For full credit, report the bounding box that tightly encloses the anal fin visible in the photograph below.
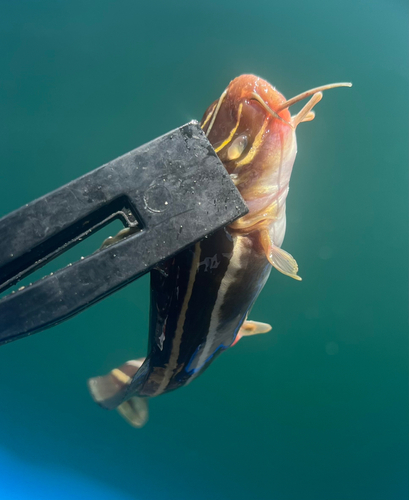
[117,396,149,428]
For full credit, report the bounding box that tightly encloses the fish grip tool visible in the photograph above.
[0,121,248,345]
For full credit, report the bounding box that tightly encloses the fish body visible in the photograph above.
[128,228,270,397]
[89,228,271,420]
[88,75,351,427]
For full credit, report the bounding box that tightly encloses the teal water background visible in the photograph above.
[0,1,408,499]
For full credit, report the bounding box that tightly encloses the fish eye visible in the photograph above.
[227,135,248,161]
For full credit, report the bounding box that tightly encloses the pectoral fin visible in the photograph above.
[100,227,139,250]
[260,230,301,281]
[231,320,272,347]
[239,320,272,336]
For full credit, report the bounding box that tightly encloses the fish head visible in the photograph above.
[201,75,351,235]
[202,75,296,233]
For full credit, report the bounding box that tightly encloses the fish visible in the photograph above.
[88,74,351,427]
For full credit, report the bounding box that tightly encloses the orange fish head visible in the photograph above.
[201,75,296,231]
[201,75,351,233]
[202,75,293,172]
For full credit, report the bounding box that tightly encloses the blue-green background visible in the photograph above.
[0,1,407,499]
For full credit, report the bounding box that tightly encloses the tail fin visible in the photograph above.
[87,358,145,411]
[117,396,149,428]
